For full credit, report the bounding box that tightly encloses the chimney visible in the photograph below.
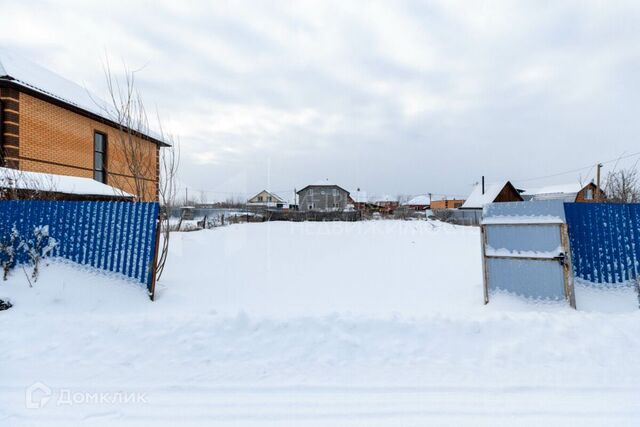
[482,176,485,195]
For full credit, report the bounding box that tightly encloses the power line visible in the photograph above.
[512,150,640,184]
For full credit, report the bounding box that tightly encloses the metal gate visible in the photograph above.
[481,200,575,307]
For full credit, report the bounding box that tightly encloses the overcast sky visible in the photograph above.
[2,0,640,201]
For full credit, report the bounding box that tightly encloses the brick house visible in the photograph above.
[0,50,168,201]
[430,199,465,209]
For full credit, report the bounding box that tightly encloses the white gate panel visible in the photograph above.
[481,201,575,307]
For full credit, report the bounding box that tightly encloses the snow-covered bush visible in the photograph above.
[0,225,57,283]
[0,226,20,280]
[20,226,57,282]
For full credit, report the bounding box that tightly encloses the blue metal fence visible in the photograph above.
[0,200,159,290]
[565,203,640,284]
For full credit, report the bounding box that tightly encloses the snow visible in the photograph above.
[522,183,584,196]
[372,194,396,203]
[0,49,167,144]
[350,191,371,203]
[482,215,565,224]
[0,167,133,198]
[404,195,431,206]
[1,221,640,425]
[521,183,586,201]
[461,181,511,209]
[0,49,105,115]
[485,245,563,258]
[482,200,566,224]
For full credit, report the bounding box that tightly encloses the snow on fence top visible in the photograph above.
[0,49,168,145]
[482,200,566,225]
[0,167,133,198]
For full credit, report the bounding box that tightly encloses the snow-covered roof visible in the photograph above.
[461,181,511,209]
[521,183,587,201]
[373,195,397,203]
[0,49,167,145]
[248,190,289,204]
[0,167,133,198]
[349,191,370,203]
[248,190,285,202]
[404,195,431,206]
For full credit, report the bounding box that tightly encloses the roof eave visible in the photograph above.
[0,78,171,147]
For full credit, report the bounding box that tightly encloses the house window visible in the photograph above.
[93,132,107,183]
[258,196,263,202]
[585,189,593,200]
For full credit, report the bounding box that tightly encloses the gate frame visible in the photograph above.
[481,222,576,309]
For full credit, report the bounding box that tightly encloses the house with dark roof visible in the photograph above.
[403,195,431,210]
[297,180,350,212]
[460,180,523,210]
[0,50,168,201]
[522,182,602,203]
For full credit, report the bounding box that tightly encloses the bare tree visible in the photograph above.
[156,132,180,281]
[604,165,640,203]
[97,57,180,284]
[199,190,208,205]
[99,58,156,201]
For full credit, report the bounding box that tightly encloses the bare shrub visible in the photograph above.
[603,166,640,203]
[432,209,454,222]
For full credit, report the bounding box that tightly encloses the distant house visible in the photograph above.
[297,180,350,212]
[247,190,287,209]
[403,195,431,210]
[373,195,399,214]
[460,181,523,210]
[522,182,602,203]
[348,191,380,213]
[430,198,465,209]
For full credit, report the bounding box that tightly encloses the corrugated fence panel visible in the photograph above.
[0,201,159,291]
[565,203,640,284]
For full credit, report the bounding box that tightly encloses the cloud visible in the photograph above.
[2,0,640,199]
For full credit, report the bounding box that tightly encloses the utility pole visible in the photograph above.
[596,163,603,201]
[185,188,188,205]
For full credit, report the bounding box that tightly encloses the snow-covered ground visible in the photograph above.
[1,220,640,426]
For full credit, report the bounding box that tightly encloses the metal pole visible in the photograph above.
[596,163,602,201]
[148,216,162,301]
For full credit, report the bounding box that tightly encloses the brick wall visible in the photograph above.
[430,199,465,209]
[15,92,159,201]
[0,87,20,168]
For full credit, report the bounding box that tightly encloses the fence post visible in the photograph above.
[148,215,162,301]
